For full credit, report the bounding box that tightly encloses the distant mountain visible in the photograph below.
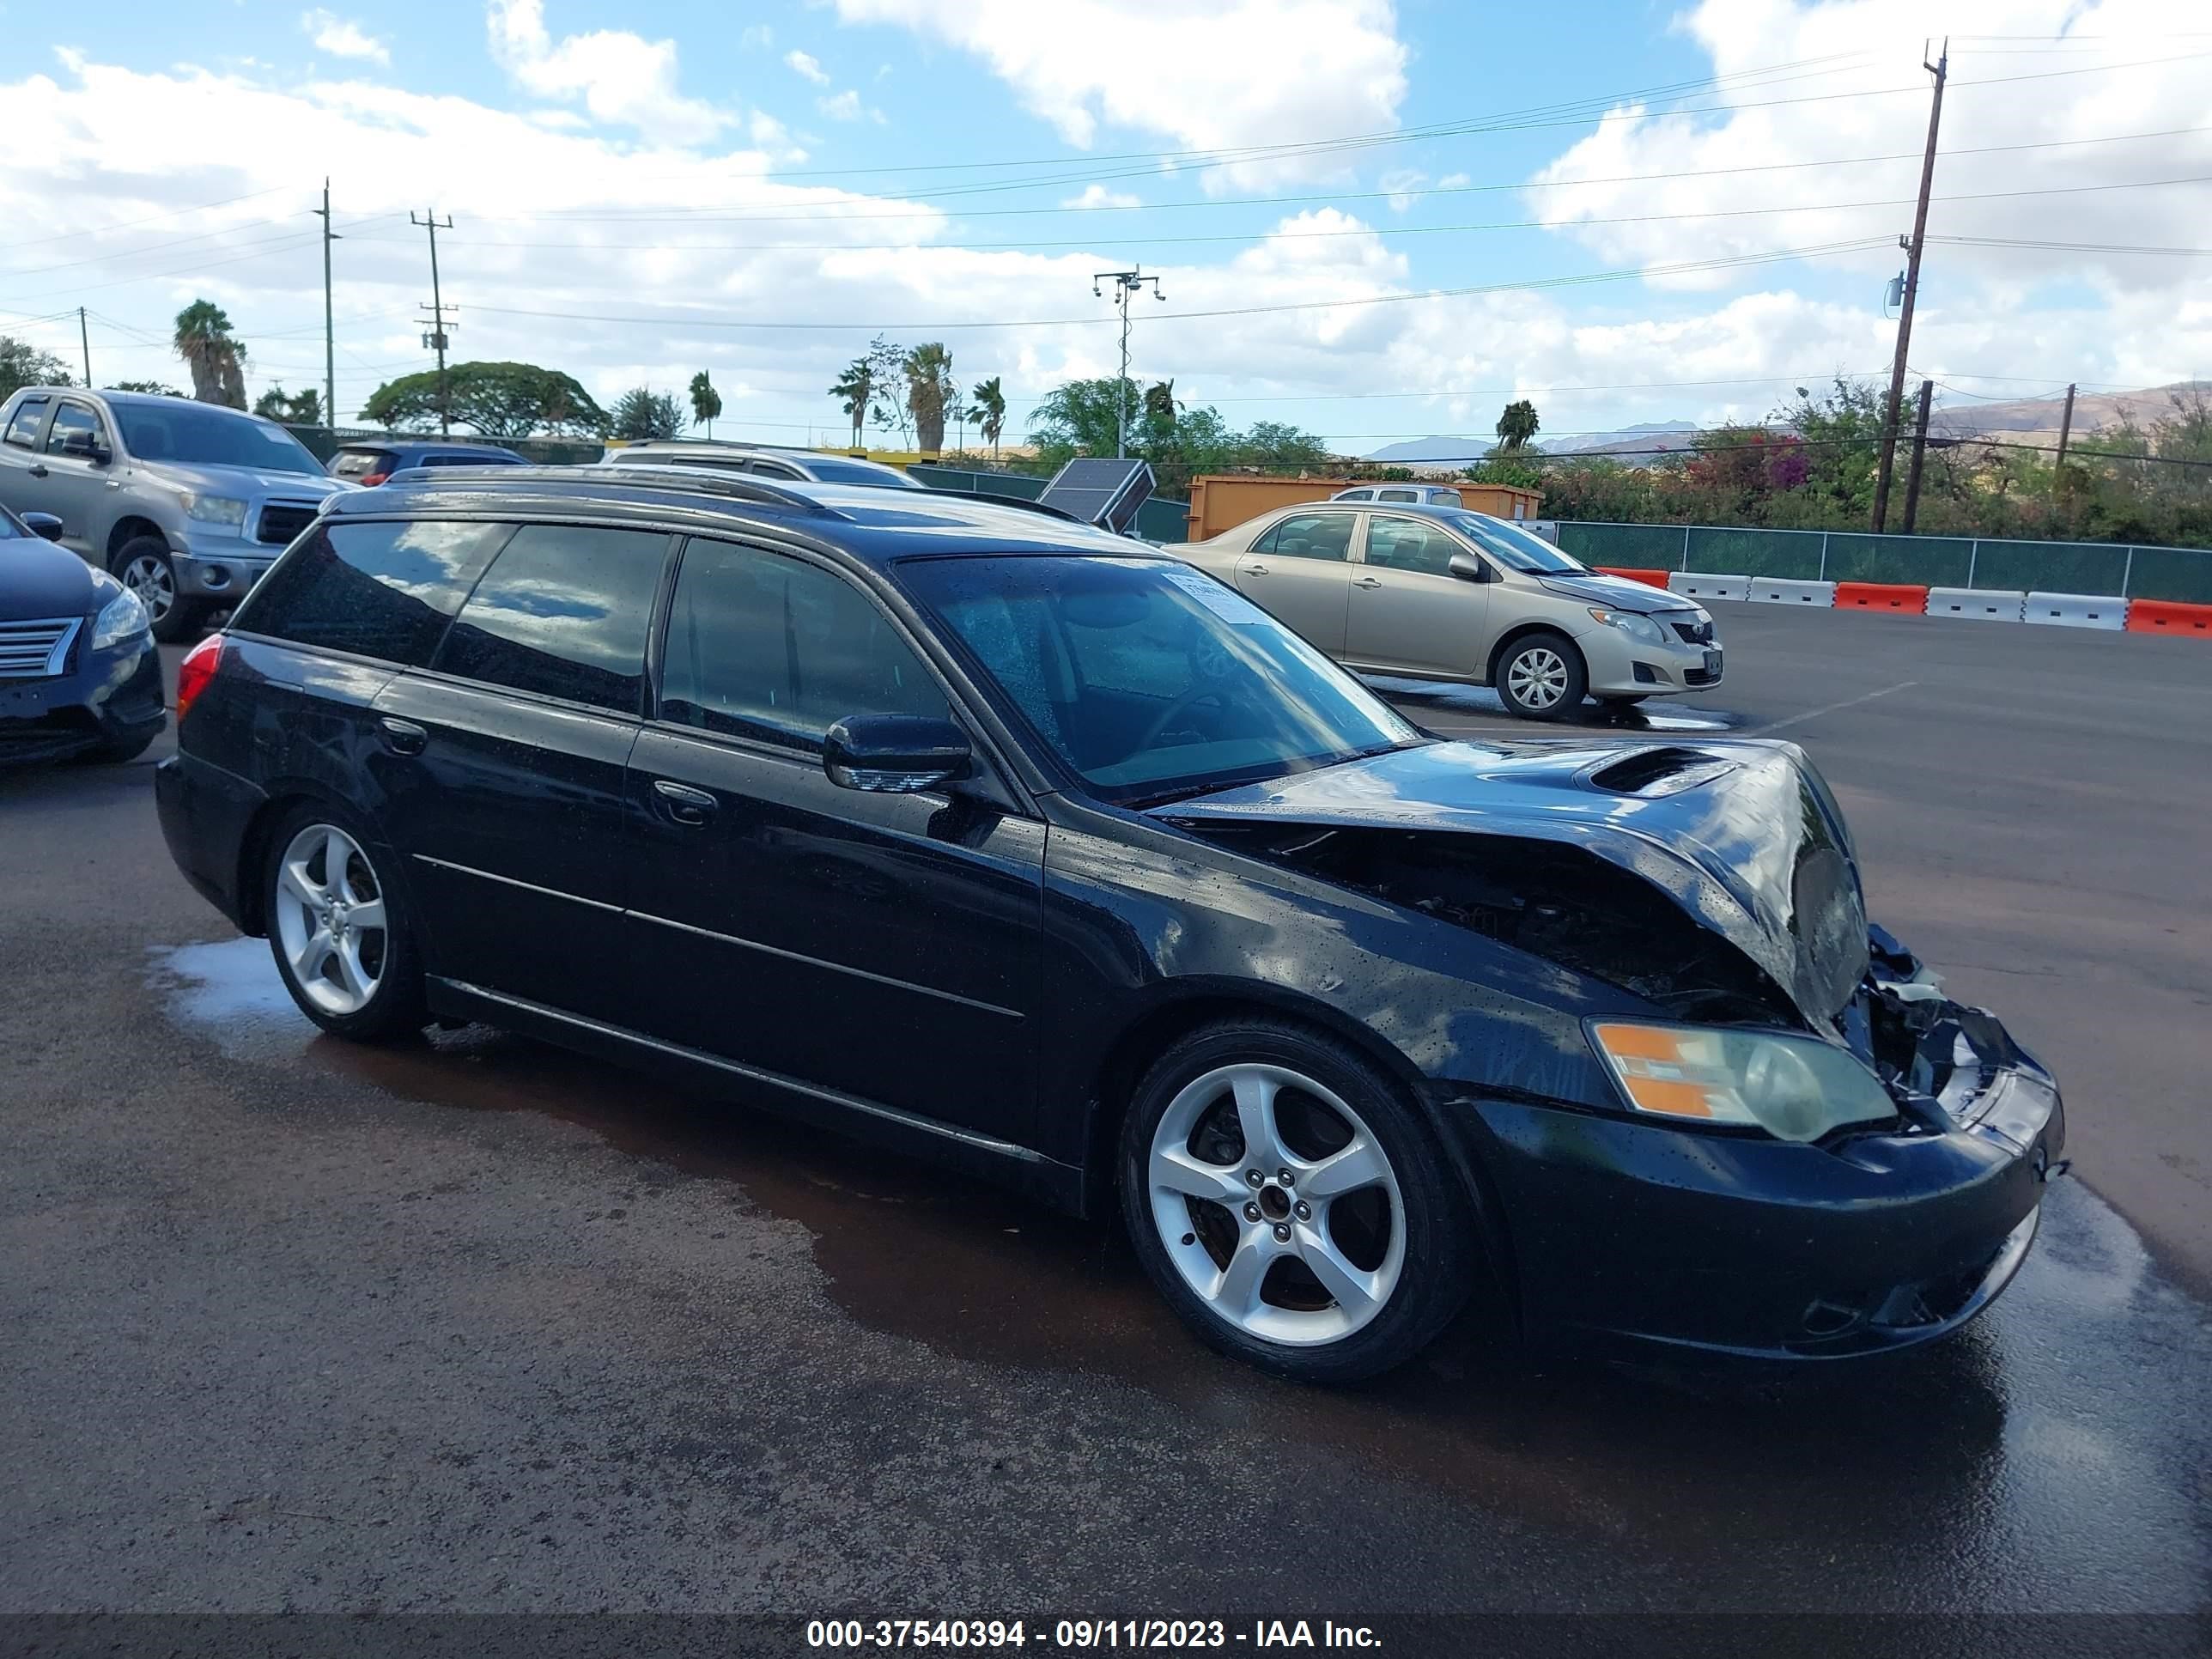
[1366,421,1699,466]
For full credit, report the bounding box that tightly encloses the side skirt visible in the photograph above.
[425,976,1087,1214]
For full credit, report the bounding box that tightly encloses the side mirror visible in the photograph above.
[823,714,971,794]
[1449,550,1490,582]
[54,430,109,464]
[21,512,64,541]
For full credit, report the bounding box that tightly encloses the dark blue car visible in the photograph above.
[329,441,526,487]
[1,504,164,764]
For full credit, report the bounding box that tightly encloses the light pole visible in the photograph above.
[1093,266,1164,459]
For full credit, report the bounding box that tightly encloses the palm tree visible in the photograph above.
[968,375,1006,461]
[830,356,874,448]
[173,300,247,410]
[688,370,722,438]
[1495,398,1540,451]
[904,343,954,453]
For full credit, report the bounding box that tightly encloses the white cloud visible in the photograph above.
[300,9,389,65]
[739,25,774,49]
[1060,185,1143,210]
[784,49,830,85]
[1525,0,2212,301]
[817,89,866,121]
[486,0,728,145]
[823,0,1407,188]
[1377,168,1423,212]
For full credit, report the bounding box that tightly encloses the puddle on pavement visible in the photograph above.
[1362,674,1746,733]
[149,937,2212,1572]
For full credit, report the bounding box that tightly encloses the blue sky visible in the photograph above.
[3,0,2206,452]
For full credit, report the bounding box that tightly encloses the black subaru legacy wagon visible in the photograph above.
[155,469,2066,1381]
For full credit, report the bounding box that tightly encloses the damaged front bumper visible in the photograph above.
[1454,925,2066,1362]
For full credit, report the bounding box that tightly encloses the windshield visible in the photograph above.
[114,404,323,474]
[1439,511,1583,574]
[806,457,921,488]
[901,555,1425,806]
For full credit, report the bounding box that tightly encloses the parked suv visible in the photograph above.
[330,441,526,486]
[602,440,922,489]
[0,389,349,641]
[154,468,2060,1382]
[1179,501,1720,719]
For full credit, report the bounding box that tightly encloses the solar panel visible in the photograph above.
[1038,458,1154,533]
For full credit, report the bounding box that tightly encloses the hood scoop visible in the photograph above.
[1590,745,1739,797]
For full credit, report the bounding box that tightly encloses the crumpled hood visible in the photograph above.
[1157,737,1869,1023]
[1,534,108,621]
[134,460,345,500]
[1536,571,1685,611]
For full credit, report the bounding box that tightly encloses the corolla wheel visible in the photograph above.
[1498,631,1586,720]
[271,822,391,1017]
[1148,1062,1407,1346]
[1506,647,1568,708]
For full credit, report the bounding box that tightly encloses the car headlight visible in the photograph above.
[1588,607,1668,646]
[183,494,248,527]
[1588,1021,1898,1143]
[90,586,149,649]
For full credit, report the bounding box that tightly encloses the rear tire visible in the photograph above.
[1494,631,1587,721]
[112,536,206,644]
[1118,1018,1478,1382]
[262,803,427,1042]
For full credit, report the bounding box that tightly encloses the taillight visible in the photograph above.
[173,633,225,725]
[361,471,389,486]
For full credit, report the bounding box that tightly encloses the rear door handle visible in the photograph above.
[378,716,427,756]
[1244,562,1271,575]
[652,778,717,826]
[1352,575,1383,588]
[27,464,47,478]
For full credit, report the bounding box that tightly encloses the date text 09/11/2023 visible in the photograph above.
[805,1619,1382,1650]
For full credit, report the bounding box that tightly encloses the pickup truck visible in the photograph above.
[0,388,348,641]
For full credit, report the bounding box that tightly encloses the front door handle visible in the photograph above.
[652,778,717,826]
[378,716,427,756]
[27,464,47,479]
[1352,575,1383,588]
[1244,562,1270,575]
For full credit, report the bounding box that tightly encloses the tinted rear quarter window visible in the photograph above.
[236,519,513,665]
[433,523,669,714]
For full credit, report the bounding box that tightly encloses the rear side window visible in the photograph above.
[3,398,48,450]
[330,448,393,481]
[434,524,668,714]
[659,538,949,749]
[1376,489,1416,503]
[1260,513,1353,562]
[238,519,512,665]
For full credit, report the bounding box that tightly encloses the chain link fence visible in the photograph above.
[1553,522,2212,603]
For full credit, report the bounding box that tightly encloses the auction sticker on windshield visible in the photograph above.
[1139,558,1273,626]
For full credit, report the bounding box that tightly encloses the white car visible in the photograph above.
[1177,501,1721,720]
[601,441,923,489]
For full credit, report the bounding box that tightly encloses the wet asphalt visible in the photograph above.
[1,607,2208,1626]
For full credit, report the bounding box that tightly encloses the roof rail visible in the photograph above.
[381,464,848,518]
[911,487,1082,523]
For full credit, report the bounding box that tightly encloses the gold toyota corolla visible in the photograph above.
[1176,502,1721,720]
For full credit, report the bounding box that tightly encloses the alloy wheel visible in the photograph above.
[120,554,175,623]
[1147,1062,1406,1346]
[1506,646,1569,710]
[272,823,389,1016]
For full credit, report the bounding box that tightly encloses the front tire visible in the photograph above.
[1119,1019,1477,1382]
[112,536,207,644]
[263,805,427,1042]
[1495,631,1587,720]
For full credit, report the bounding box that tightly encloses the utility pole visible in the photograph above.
[1092,265,1164,459]
[2054,382,2078,471]
[77,307,91,386]
[1871,40,1948,533]
[1900,379,1935,534]
[410,209,456,435]
[314,181,341,430]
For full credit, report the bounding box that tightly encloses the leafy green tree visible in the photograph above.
[253,386,323,426]
[173,300,247,409]
[1495,398,1540,451]
[1026,377,1331,498]
[0,337,72,400]
[107,380,185,397]
[611,386,684,441]
[903,343,955,453]
[688,371,722,438]
[830,356,874,447]
[363,362,606,438]
[967,375,1006,459]
[866,335,909,442]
